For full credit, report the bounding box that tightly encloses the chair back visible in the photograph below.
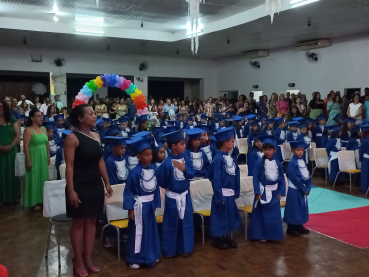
[189,179,213,212]
[59,164,66,180]
[341,147,347,151]
[308,142,316,160]
[238,138,248,154]
[48,156,57,181]
[105,184,128,222]
[43,180,67,217]
[20,141,24,152]
[314,148,329,167]
[281,142,292,161]
[338,151,357,171]
[355,149,361,169]
[155,187,166,217]
[239,164,248,177]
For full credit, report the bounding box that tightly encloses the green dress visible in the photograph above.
[327,102,343,125]
[0,117,18,203]
[23,127,49,207]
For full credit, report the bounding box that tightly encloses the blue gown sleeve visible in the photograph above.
[235,164,240,199]
[184,155,195,180]
[157,160,169,189]
[252,159,262,195]
[276,161,286,196]
[287,160,307,194]
[123,170,136,210]
[202,151,210,178]
[287,132,293,142]
[151,165,161,209]
[106,158,117,186]
[210,158,224,204]
[55,146,62,180]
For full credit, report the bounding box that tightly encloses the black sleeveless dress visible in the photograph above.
[66,131,104,219]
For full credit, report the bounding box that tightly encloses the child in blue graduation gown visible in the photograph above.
[247,121,259,150]
[242,114,256,138]
[231,116,244,138]
[119,116,131,138]
[249,136,286,241]
[325,125,342,183]
[359,125,369,192]
[102,126,122,161]
[105,137,129,186]
[312,114,327,148]
[55,130,72,180]
[151,141,166,170]
[284,141,312,236]
[341,118,355,148]
[43,122,58,157]
[98,118,111,139]
[184,128,210,179]
[247,136,264,176]
[184,118,194,129]
[156,130,195,257]
[160,112,170,128]
[272,117,286,163]
[197,113,208,126]
[260,119,274,135]
[286,121,299,142]
[210,127,242,249]
[123,137,161,269]
[347,125,361,151]
[175,114,185,130]
[296,123,311,164]
[53,114,65,139]
[199,126,217,163]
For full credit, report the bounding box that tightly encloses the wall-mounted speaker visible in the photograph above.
[288,83,295,87]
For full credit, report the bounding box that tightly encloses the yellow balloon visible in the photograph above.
[131,93,137,100]
[134,88,142,95]
[94,76,103,88]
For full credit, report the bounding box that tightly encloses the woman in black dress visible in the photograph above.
[64,104,113,277]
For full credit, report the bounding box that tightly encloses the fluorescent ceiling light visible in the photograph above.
[75,29,105,35]
[53,15,58,22]
[75,16,104,22]
[52,3,58,13]
[186,21,203,35]
[290,0,320,8]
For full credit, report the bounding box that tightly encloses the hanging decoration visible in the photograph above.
[186,0,205,55]
[96,0,99,9]
[265,0,282,24]
[72,74,148,117]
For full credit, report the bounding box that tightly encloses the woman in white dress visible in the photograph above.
[347,93,363,124]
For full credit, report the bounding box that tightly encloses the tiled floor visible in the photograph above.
[1,175,368,277]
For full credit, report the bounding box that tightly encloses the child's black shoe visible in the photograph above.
[286,225,300,237]
[298,225,310,234]
[224,236,238,248]
[214,237,228,250]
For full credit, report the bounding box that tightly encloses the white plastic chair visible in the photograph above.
[239,164,248,178]
[281,142,292,165]
[48,156,57,181]
[333,151,361,191]
[308,142,316,171]
[189,179,213,245]
[355,149,361,169]
[311,148,329,184]
[43,180,72,268]
[238,138,248,164]
[100,184,128,261]
[341,147,347,151]
[59,164,66,180]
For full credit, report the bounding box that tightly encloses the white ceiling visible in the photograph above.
[0,0,368,59]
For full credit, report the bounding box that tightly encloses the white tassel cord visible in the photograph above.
[265,0,282,24]
[186,0,205,54]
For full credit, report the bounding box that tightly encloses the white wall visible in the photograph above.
[0,45,217,100]
[216,34,369,99]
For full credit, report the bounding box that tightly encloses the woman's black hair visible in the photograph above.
[26,109,42,127]
[47,104,59,115]
[341,123,350,138]
[69,104,90,128]
[330,130,340,138]
[0,100,12,123]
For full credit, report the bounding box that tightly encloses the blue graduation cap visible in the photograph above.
[200,125,211,134]
[186,118,193,123]
[304,118,313,125]
[210,135,216,141]
[361,124,369,132]
[103,136,131,147]
[260,135,276,148]
[132,131,152,139]
[102,118,111,123]
[184,128,204,140]
[287,121,298,127]
[232,115,243,122]
[105,126,122,137]
[200,113,208,119]
[62,121,72,129]
[297,123,308,129]
[265,119,274,125]
[43,115,51,121]
[127,137,153,156]
[42,122,56,130]
[60,130,72,139]
[316,114,326,122]
[166,125,180,133]
[54,114,65,121]
[166,121,175,126]
[95,117,103,125]
[342,118,356,123]
[214,126,235,142]
[226,111,234,116]
[111,119,120,125]
[162,130,184,144]
[250,121,259,127]
[152,141,164,153]
[163,111,169,116]
[292,117,304,122]
[274,117,284,125]
[213,112,221,118]
[351,125,360,133]
[155,130,166,142]
[136,115,149,124]
[326,125,341,132]
[245,114,257,120]
[119,115,130,123]
[333,114,342,122]
[219,116,226,123]
[176,113,184,119]
[151,127,164,135]
[290,141,306,149]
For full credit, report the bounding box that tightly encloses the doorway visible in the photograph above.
[345,88,361,100]
[220,90,239,101]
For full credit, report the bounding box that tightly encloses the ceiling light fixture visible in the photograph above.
[265,0,282,24]
[75,29,105,35]
[186,0,205,55]
[75,16,104,22]
[53,15,58,22]
[141,21,143,28]
[290,0,320,8]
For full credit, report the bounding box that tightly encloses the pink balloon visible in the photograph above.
[137,107,149,116]
[120,79,131,91]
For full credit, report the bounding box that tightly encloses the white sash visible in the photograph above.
[288,180,307,206]
[254,183,278,208]
[222,188,235,197]
[134,194,155,253]
[316,133,323,137]
[165,189,188,220]
[363,153,369,159]
[328,151,338,174]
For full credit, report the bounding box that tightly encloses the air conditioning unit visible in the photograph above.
[295,39,331,51]
[241,50,269,59]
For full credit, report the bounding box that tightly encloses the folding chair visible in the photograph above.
[308,142,316,171]
[43,180,72,268]
[333,151,361,191]
[59,164,66,180]
[239,164,248,178]
[354,149,361,170]
[48,156,57,181]
[189,179,214,245]
[238,138,248,164]
[341,147,347,151]
[281,142,292,165]
[236,176,254,240]
[311,148,329,184]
